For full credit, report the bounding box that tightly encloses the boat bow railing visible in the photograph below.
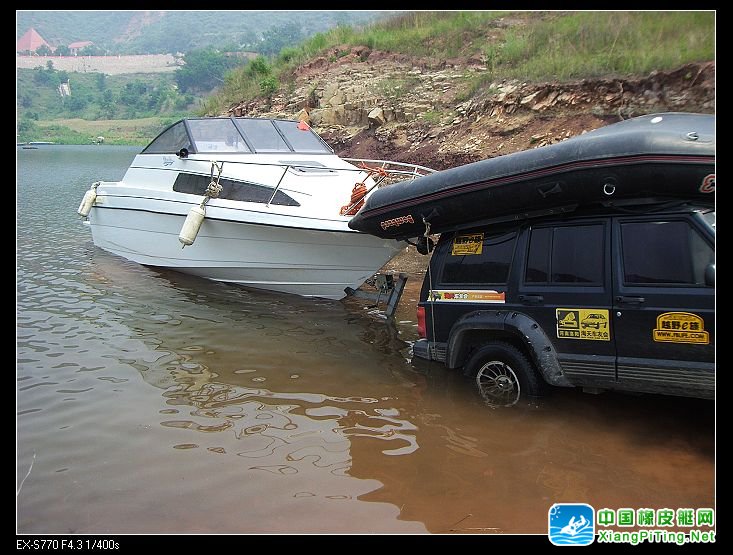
[337,159,436,215]
[342,158,437,181]
[181,156,436,180]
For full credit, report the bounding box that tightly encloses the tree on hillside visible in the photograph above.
[17,117,39,142]
[33,63,61,88]
[238,29,259,51]
[98,89,116,119]
[80,44,105,56]
[175,48,237,93]
[55,45,71,57]
[35,44,52,56]
[67,93,90,112]
[259,22,304,56]
[119,81,149,106]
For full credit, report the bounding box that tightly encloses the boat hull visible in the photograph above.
[77,116,433,300]
[348,112,715,239]
[87,203,404,300]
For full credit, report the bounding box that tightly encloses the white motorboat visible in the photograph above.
[78,117,434,299]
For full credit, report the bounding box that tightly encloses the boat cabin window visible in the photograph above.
[234,119,291,153]
[273,121,332,153]
[187,119,251,153]
[142,122,193,154]
[173,173,300,206]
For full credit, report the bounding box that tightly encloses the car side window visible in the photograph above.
[440,230,517,284]
[525,224,604,285]
[620,220,713,285]
[525,227,551,282]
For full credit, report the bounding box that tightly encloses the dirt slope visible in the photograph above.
[227,46,714,170]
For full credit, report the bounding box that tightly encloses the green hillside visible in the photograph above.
[18,66,193,120]
[16,64,195,144]
[204,10,714,114]
[16,11,389,55]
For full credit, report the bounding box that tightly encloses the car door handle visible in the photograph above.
[519,294,544,304]
[616,296,646,304]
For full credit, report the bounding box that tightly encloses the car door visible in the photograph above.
[611,212,715,398]
[514,218,616,387]
[426,227,520,344]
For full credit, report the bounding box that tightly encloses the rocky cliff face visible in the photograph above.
[227,46,715,170]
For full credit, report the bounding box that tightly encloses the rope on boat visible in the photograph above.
[422,217,431,239]
[340,183,368,216]
[339,163,391,216]
[200,161,224,209]
[424,217,438,361]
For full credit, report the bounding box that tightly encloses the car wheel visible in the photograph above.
[464,342,545,407]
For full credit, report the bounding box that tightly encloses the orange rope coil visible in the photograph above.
[340,182,368,216]
[340,164,390,216]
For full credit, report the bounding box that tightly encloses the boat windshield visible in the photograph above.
[141,121,193,154]
[234,118,289,152]
[273,120,333,153]
[142,118,333,155]
[187,119,251,153]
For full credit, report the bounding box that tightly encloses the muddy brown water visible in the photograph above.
[17,146,714,534]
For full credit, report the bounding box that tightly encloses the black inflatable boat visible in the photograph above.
[348,112,715,240]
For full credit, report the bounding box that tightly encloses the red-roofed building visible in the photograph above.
[68,41,94,55]
[16,28,51,53]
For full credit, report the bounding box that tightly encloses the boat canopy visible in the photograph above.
[141,117,334,155]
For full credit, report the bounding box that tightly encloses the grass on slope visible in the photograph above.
[202,10,714,115]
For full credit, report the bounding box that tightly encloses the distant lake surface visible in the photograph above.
[17,145,714,534]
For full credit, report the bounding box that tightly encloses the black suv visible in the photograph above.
[413,205,715,406]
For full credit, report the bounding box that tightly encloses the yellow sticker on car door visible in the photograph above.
[556,308,611,341]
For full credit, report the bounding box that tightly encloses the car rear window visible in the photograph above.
[440,230,517,284]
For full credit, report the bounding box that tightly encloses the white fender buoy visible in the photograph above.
[77,188,97,217]
[179,205,206,247]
